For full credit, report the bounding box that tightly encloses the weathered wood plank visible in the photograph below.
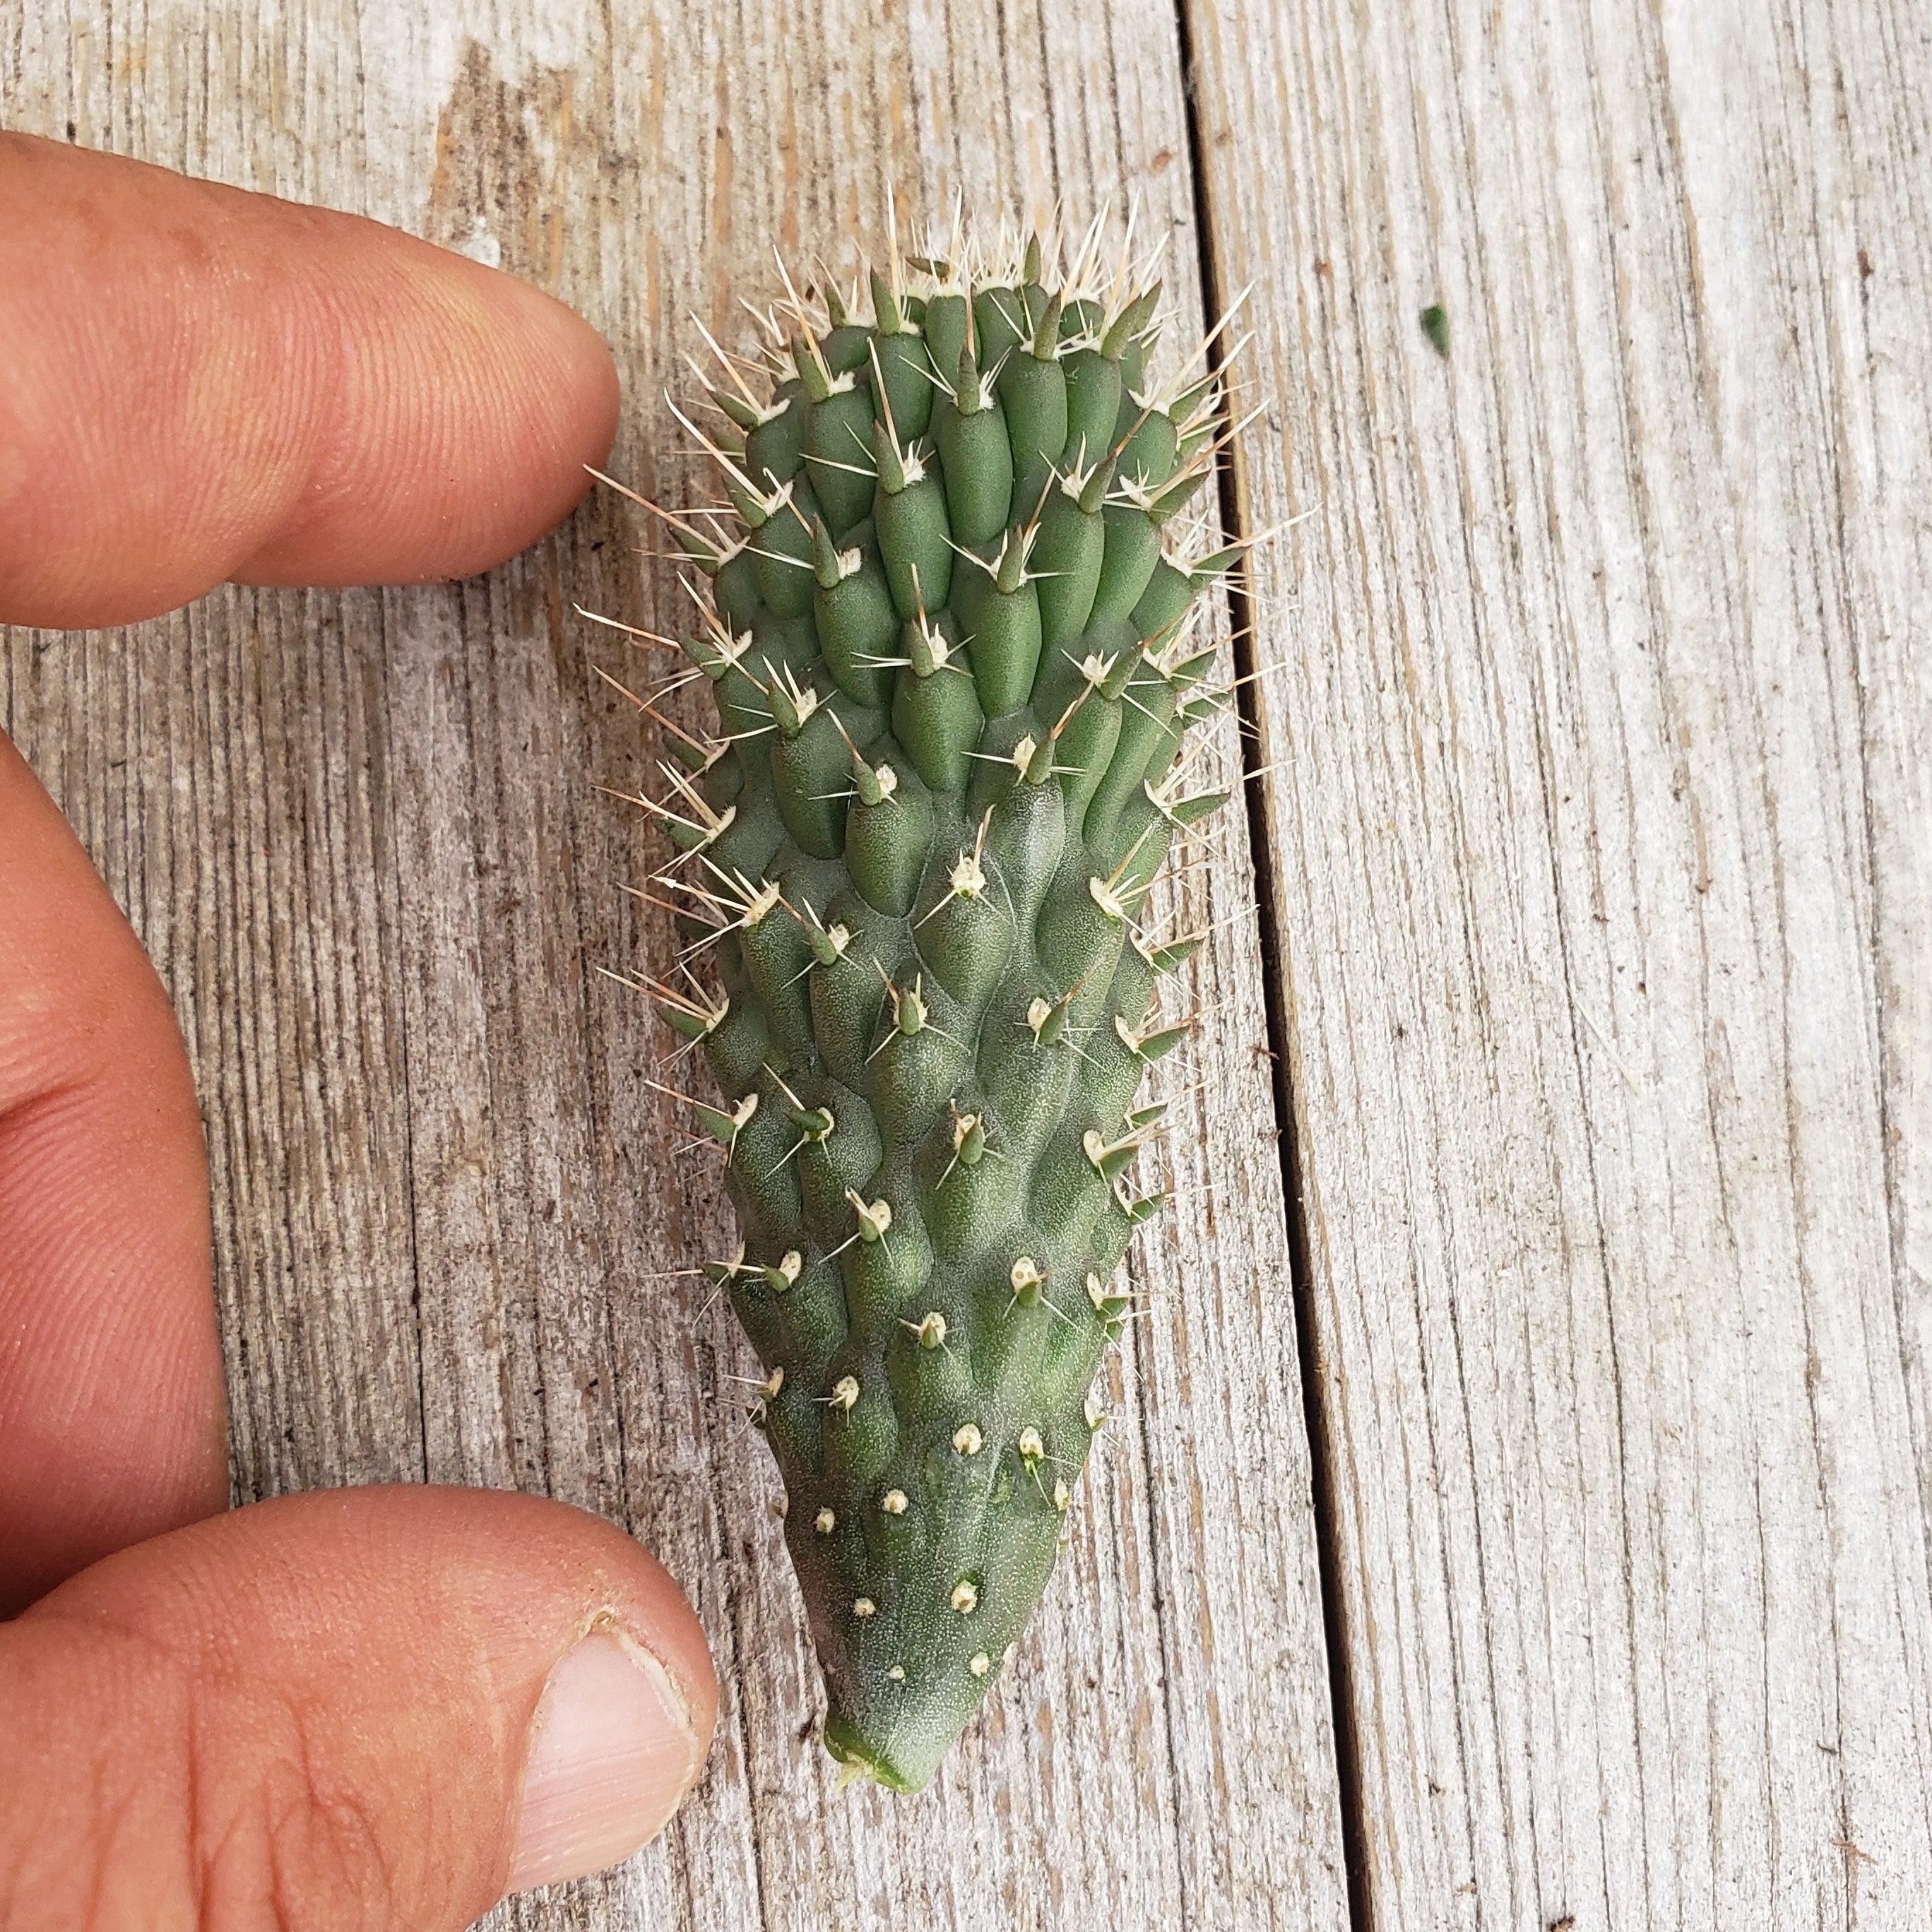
[0,4,1349,1928]
[1186,0,1932,1920]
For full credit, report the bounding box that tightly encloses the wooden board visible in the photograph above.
[13,0,1931,1921]
[0,4,1349,1928]
[1184,0,1932,1922]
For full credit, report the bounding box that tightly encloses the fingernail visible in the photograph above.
[506,1627,704,1895]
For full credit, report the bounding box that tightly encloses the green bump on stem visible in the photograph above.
[932,350,1014,549]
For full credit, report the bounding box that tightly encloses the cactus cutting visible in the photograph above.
[602,206,1245,1794]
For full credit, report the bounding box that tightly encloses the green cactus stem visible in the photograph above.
[608,206,1239,1794]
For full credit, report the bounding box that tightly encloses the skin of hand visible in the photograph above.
[0,133,718,1928]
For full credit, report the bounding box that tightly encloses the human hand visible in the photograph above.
[0,133,716,1927]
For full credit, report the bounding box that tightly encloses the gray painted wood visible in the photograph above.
[1186,0,1932,1923]
[0,4,1347,1928]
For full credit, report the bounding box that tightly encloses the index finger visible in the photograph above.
[0,134,620,628]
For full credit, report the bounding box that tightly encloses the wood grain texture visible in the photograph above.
[1185,0,1932,1924]
[0,4,1346,1929]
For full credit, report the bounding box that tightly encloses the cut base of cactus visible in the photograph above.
[823,1709,951,1794]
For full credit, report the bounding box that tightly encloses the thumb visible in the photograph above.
[0,1486,717,1929]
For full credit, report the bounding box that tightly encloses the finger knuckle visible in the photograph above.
[4,1621,479,1932]
[177,1677,420,1932]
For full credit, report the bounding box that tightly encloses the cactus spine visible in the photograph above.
[610,206,1239,1793]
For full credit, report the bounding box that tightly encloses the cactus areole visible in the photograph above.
[617,212,1236,1792]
